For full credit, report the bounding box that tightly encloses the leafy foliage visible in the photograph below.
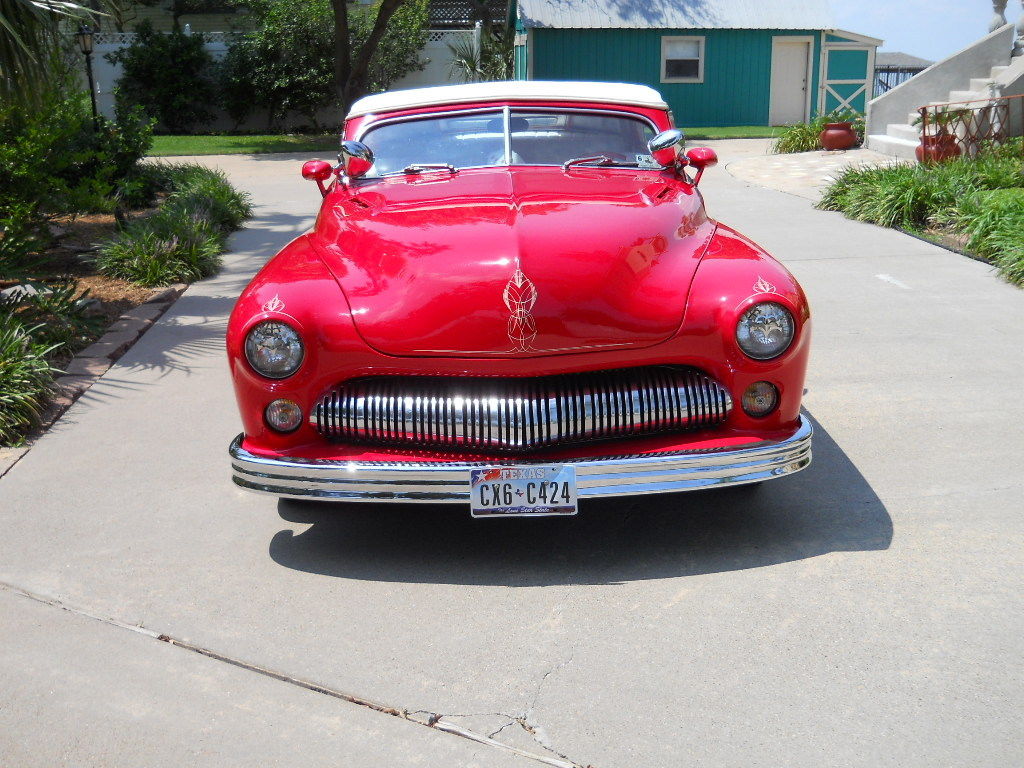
[220,0,335,129]
[97,163,252,286]
[772,110,864,154]
[221,0,426,129]
[447,28,513,82]
[0,0,94,104]
[0,74,155,222]
[0,313,57,445]
[107,20,217,133]
[0,281,104,353]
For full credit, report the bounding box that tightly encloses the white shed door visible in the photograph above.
[769,39,811,126]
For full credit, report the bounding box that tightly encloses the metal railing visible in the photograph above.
[916,93,1024,159]
[874,66,928,97]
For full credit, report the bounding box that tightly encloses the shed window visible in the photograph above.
[661,36,704,83]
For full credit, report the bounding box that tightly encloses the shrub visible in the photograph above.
[0,76,155,222]
[107,21,217,133]
[948,188,1024,286]
[819,148,1024,230]
[0,207,44,280]
[0,315,57,445]
[221,0,427,129]
[97,225,223,286]
[819,144,1024,285]
[97,163,252,286]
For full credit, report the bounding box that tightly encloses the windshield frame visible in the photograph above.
[353,105,662,178]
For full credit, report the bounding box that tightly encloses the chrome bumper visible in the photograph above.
[229,417,811,503]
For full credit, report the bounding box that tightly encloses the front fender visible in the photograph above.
[680,224,811,431]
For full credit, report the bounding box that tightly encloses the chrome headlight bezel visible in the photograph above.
[735,301,795,361]
[244,320,304,379]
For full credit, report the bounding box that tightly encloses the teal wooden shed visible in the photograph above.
[512,0,882,127]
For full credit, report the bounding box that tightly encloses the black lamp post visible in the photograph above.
[75,24,98,127]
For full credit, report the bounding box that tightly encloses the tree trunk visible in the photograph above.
[330,0,352,109]
[335,0,406,111]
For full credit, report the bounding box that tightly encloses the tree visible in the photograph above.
[222,0,426,127]
[330,0,416,110]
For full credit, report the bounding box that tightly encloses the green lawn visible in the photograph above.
[683,126,776,139]
[149,134,338,156]
[149,126,776,156]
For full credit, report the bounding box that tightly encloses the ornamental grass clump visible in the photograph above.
[0,315,57,444]
[97,163,252,286]
[818,142,1024,286]
[944,188,1024,286]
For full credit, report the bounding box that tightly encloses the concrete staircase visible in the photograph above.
[865,24,1022,159]
[867,65,1009,159]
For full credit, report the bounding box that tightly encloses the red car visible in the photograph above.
[227,81,811,517]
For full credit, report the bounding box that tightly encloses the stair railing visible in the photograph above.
[915,93,1024,160]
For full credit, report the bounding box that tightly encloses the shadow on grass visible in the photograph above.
[268,413,892,586]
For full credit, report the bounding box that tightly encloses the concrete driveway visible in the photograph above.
[1,143,1021,767]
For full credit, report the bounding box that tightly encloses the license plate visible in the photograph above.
[469,465,578,518]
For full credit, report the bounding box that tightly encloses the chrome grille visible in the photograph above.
[312,367,732,453]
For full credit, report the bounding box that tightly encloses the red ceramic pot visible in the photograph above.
[916,134,961,164]
[819,122,858,151]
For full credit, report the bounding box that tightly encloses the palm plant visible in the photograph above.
[448,27,513,82]
[0,0,96,103]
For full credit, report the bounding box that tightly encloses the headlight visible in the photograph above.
[245,321,304,378]
[735,302,794,360]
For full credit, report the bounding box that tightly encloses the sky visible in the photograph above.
[832,0,1023,62]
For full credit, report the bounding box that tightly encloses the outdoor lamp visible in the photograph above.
[75,25,99,126]
[75,24,94,55]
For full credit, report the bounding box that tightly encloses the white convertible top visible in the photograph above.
[347,81,668,118]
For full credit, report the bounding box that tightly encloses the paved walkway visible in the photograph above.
[711,138,899,201]
[1,150,1021,768]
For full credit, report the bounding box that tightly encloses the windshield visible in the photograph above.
[358,108,659,176]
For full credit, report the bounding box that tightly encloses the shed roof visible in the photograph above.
[518,0,835,29]
[348,81,668,118]
[875,51,933,69]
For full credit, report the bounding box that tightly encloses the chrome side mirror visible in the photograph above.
[647,129,686,168]
[340,140,374,179]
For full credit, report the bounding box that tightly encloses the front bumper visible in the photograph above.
[229,416,811,503]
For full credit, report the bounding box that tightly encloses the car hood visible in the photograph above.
[310,166,716,357]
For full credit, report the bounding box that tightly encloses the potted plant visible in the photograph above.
[913,108,969,163]
[818,110,861,151]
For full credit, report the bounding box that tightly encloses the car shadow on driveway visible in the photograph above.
[268,413,892,586]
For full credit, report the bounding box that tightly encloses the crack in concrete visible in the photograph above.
[1,581,589,768]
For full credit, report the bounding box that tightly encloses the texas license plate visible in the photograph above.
[469,465,578,518]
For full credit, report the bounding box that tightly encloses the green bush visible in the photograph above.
[107,21,217,133]
[97,224,223,286]
[0,314,57,445]
[221,0,427,129]
[97,163,252,286]
[819,149,1024,230]
[0,208,44,280]
[0,78,155,222]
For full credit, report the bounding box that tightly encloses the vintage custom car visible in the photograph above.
[227,81,812,516]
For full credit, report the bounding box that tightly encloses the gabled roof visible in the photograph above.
[518,0,835,30]
[875,51,933,69]
[348,81,668,118]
